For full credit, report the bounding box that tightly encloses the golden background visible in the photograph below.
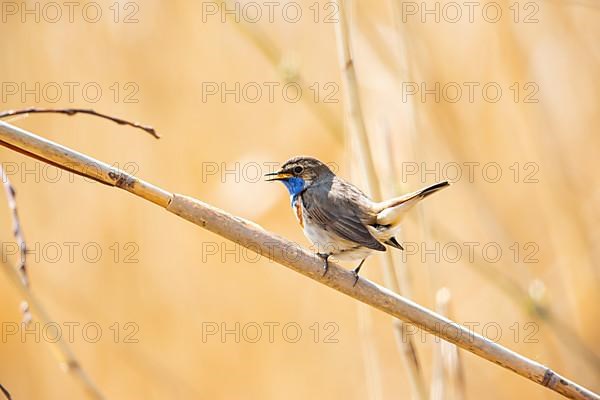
[0,0,598,399]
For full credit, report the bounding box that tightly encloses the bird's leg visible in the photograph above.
[317,253,330,276]
[352,259,366,287]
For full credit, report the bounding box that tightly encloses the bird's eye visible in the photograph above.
[293,166,304,175]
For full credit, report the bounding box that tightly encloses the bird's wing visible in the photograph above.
[301,180,386,252]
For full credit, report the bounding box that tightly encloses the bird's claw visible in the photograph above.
[317,253,330,277]
[351,259,365,287]
[351,271,359,287]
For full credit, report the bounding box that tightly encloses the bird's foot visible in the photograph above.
[317,253,330,277]
[352,259,366,287]
[351,271,360,287]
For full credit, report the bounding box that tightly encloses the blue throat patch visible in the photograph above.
[281,177,305,205]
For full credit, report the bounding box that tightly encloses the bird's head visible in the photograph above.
[265,156,334,197]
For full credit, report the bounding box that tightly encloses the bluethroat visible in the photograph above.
[266,156,450,286]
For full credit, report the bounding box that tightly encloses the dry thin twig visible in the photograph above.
[0,384,11,400]
[0,166,32,324]
[0,167,29,287]
[0,108,159,139]
[0,122,597,400]
[333,1,427,398]
[0,166,105,400]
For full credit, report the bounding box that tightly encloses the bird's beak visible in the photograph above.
[264,170,291,181]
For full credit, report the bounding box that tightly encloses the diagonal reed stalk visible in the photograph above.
[333,1,427,399]
[1,122,598,400]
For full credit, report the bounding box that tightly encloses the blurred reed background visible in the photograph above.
[0,0,598,399]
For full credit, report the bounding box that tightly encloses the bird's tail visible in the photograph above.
[375,181,450,226]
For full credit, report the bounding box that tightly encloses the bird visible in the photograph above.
[265,156,450,286]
